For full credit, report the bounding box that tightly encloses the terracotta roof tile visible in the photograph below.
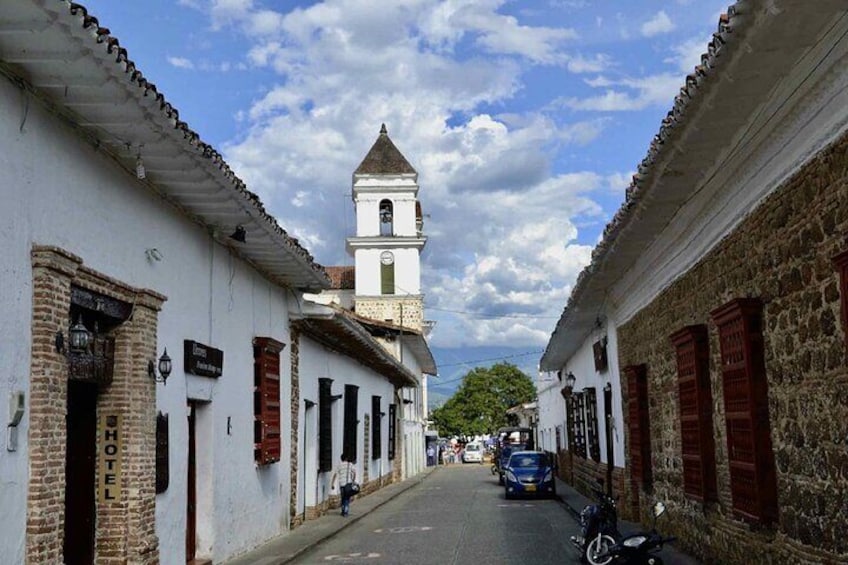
[324,266,355,289]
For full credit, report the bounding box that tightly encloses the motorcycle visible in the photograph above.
[569,479,620,564]
[588,501,676,565]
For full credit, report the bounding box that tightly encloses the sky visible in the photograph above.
[79,0,729,396]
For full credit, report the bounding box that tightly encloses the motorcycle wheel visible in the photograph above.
[585,534,616,565]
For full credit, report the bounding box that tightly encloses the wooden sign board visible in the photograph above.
[98,413,123,503]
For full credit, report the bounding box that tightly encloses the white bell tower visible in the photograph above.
[346,124,427,330]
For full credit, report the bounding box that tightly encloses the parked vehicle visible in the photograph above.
[502,451,556,499]
[588,501,675,565]
[462,442,483,463]
[494,427,534,484]
[569,479,620,564]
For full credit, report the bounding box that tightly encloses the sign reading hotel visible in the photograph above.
[98,414,122,503]
[184,340,224,378]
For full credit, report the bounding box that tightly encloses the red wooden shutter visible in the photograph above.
[624,364,651,488]
[711,298,778,524]
[670,325,717,502]
[253,337,284,465]
[833,250,848,348]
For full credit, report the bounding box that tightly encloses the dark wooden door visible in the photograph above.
[186,402,197,562]
[64,381,98,565]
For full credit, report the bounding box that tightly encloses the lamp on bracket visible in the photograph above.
[229,225,246,243]
[148,348,172,385]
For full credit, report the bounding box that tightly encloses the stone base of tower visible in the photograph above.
[354,295,423,331]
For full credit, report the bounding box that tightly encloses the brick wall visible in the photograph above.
[28,246,165,564]
[616,132,848,562]
[289,328,300,525]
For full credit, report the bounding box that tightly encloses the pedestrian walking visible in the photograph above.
[427,445,436,466]
[331,453,357,517]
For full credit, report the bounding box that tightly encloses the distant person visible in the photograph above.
[331,453,357,517]
[427,445,436,466]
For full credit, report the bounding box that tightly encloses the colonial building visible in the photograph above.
[0,2,432,564]
[540,1,848,562]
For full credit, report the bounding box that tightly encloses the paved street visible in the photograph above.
[292,464,579,564]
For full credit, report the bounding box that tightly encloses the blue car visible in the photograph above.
[503,451,557,499]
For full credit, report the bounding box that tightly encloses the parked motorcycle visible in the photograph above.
[569,479,620,564]
[587,501,676,565]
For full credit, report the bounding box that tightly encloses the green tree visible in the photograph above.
[430,362,536,438]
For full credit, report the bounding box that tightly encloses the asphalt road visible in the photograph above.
[292,464,583,564]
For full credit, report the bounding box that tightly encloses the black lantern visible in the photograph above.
[68,316,91,352]
[148,348,172,385]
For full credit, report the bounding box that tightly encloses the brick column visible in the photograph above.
[27,246,82,564]
[96,288,164,564]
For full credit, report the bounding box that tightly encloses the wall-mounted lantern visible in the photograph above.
[148,348,172,385]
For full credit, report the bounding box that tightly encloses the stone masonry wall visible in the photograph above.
[616,132,848,563]
[289,328,301,528]
[354,296,423,331]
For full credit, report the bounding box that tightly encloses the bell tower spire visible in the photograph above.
[346,125,426,330]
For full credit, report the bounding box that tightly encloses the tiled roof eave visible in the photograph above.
[0,1,330,292]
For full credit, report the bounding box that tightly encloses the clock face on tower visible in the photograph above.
[380,251,395,265]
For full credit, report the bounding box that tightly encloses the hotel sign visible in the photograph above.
[98,414,122,503]
[183,340,224,378]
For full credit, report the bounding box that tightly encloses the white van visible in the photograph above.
[462,442,483,463]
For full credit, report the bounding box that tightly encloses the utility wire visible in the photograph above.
[437,350,544,368]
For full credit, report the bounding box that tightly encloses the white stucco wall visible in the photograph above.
[536,324,625,468]
[354,247,421,296]
[0,76,297,564]
[296,337,396,513]
[353,175,419,237]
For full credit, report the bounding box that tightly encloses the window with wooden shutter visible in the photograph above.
[711,298,778,524]
[343,384,359,461]
[156,412,169,494]
[388,404,397,460]
[253,337,284,465]
[670,325,717,502]
[833,250,848,347]
[624,364,652,488]
[585,387,601,462]
[318,378,334,472]
[381,263,395,295]
[572,392,587,459]
[372,396,382,460]
[593,338,608,372]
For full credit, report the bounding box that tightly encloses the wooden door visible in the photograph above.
[186,402,197,562]
[64,381,98,565]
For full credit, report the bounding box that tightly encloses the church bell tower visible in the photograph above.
[346,124,427,330]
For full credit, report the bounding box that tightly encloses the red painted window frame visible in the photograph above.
[833,250,848,347]
[711,298,778,524]
[624,364,652,489]
[670,325,717,502]
[254,337,284,465]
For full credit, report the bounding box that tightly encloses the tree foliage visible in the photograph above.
[430,362,536,438]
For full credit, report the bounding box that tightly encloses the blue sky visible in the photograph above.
[80,0,728,389]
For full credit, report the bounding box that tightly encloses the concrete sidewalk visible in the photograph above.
[554,476,701,564]
[221,467,438,565]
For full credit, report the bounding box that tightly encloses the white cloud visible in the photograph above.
[560,73,682,111]
[178,0,634,348]
[666,37,709,73]
[641,10,675,37]
[167,56,194,69]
